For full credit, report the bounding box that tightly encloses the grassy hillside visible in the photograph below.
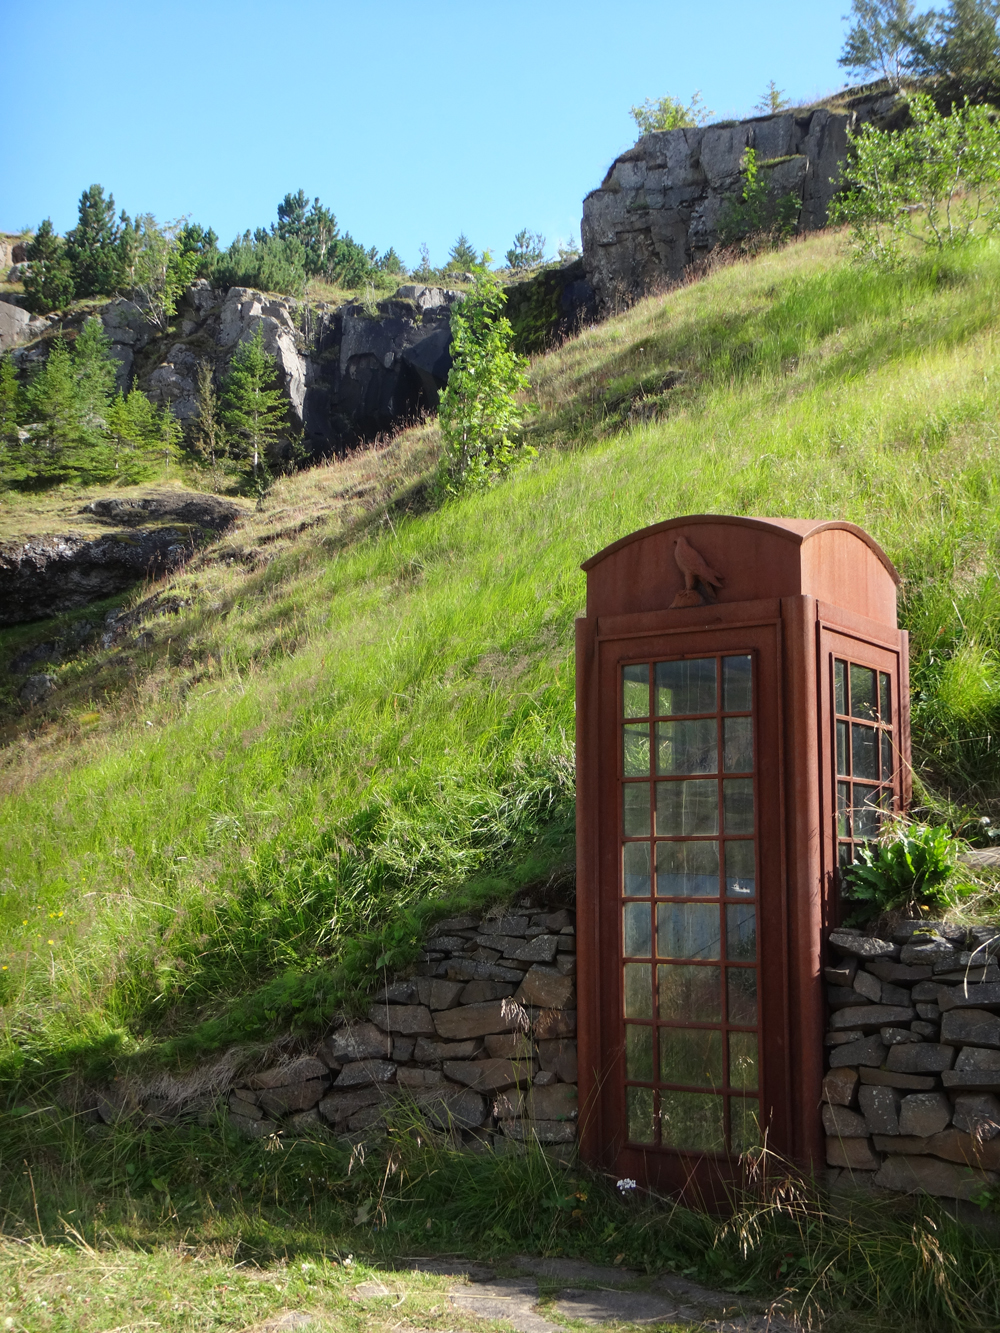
[4,230,1000,1093]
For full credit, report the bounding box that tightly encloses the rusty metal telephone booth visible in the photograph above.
[575,516,910,1196]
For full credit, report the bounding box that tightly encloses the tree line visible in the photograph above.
[0,319,289,496]
[18,186,566,319]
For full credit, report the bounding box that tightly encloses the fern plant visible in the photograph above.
[841,822,963,924]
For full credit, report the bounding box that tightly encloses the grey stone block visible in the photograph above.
[829,931,897,960]
[900,936,958,966]
[885,1043,954,1074]
[822,1104,868,1136]
[940,1008,1000,1048]
[874,1154,997,1199]
[859,1066,937,1091]
[823,1067,859,1107]
[333,1059,397,1088]
[459,979,517,1005]
[368,1003,436,1036]
[434,999,529,1040]
[829,1035,888,1068]
[828,986,871,1008]
[825,958,859,986]
[881,1027,922,1045]
[825,1135,881,1170]
[859,1084,901,1135]
[318,1021,391,1065]
[866,959,932,983]
[829,1005,915,1032]
[898,1092,952,1137]
[952,1093,1000,1140]
[938,982,1000,1012]
[853,970,882,1002]
[414,978,464,1010]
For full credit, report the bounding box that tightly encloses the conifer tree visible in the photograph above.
[0,355,20,489]
[23,338,91,481]
[221,325,287,494]
[23,219,76,313]
[65,184,123,297]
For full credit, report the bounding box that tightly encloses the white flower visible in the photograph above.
[616,1177,637,1193]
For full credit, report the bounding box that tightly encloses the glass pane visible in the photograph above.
[624,963,653,1018]
[852,723,878,780]
[723,717,753,773]
[625,1024,654,1080]
[660,1091,725,1151]
[731,1097,761,1153]
[657,963,721,1022]
[850,664,877,720]
[879,671,892,724]
[729,1031,759,1090]
[723,778,754,833]
[655,658,716,717]
[724,841,755,897]
[623,664,650,718]
[881,730,893,782]
[726,904,756,961]
[836,720,848,776]
[623,723,650,776]
[834,659,847,715]
[839,842,853,867]
[727,967,758,1024]
[626,1085,655,1143]
[656,719,717,775]
[623,784,651,837]
[623,903,652,957]
[853,787,881,839]
[837,781,850,837]
[656,780,718,835]
[657,902,721,960]
[623,841,651,896]
[722,655,752,712]
[659,1027,723,1088]
[656,840,719,897]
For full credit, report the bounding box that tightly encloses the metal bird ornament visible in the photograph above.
[669,535,724,608]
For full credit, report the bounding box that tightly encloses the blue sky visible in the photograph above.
[4,0,852,270]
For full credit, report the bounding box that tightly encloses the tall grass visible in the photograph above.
[4,232,1000,1087]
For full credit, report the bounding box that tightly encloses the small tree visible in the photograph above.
[221,325,287,494]
[65,184,123,297]
[124,215,200,331]
[505,229,546,271]
[630,91,712,135]
[838,0,917,88]
[23,219,76,313]
[446,234,479,271]
[436,257,531,496]
[829,92,1000,265]
[102,388,176,483]
[718,148,801,247]
[192,359,226,484]
[0,355,20,489]
[755,81,791,113]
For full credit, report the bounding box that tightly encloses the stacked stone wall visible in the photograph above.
[823,922,1000,1199]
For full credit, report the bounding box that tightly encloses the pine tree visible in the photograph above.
[0,355,21,489]
[65,184,123,297]
[23,219,76,314]
[221,325,287,494]
[447,234,479,271]
[23,338,90,481]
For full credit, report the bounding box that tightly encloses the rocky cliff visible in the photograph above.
[581,93,901,310]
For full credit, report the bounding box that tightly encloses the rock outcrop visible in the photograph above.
[0,491,242,627]
[581,94,900,310]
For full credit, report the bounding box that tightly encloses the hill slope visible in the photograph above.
[4,230,1000,1087]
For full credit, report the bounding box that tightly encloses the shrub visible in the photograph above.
[718,148,800,248]
[505,229,546,271]
[436,259,531,495]
[830,92,1000,267]
[630,91,712,134]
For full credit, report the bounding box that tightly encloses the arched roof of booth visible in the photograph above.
[581,515,900,585]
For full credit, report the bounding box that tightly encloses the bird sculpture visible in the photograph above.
[674,535,724,593]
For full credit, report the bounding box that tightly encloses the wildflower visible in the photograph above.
[616,1177,637,1193]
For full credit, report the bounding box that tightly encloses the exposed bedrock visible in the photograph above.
[581,93,902,310]
[0,492,242,626]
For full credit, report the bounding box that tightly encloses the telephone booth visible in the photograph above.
[575,515,910,1197]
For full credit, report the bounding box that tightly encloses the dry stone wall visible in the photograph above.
[823,921,1000,1199]
[80,902,579,1154]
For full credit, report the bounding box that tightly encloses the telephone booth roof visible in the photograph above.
[582,515,899,625]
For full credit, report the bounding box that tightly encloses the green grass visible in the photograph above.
[5,231,1000,1081]
[7,226,1000,1327]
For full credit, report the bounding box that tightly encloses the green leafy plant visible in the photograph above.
[830,92,1000,267]
[841,822,963,922]
[630,91,712,134]
[718,148,801,248]
[839,0,917,88]
[436,256,531,496]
